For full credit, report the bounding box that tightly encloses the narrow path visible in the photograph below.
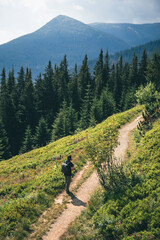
[43,116,141,240]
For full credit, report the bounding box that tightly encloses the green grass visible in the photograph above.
[0,105,143,240]
[61,117,160,240]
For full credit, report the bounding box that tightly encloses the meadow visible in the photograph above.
[0,105,143,240]
[61,113,160,240]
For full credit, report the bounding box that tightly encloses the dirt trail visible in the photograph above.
[43,116,141,240]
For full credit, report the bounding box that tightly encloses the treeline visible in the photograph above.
[0,49,159,160]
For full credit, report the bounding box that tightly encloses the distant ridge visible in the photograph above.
[0,15,159,78]
[89,22,160,46]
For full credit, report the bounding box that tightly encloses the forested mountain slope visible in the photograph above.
[88,39,160,71]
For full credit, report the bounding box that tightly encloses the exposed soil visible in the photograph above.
[42,116,141,240]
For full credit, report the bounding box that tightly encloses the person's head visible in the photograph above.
[67,155,72,161]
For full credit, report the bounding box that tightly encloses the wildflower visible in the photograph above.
[140,168,143,172]
[139,221,142,224]
[138,234,141,237]
[119,221,121,225]
[148,236,152,239]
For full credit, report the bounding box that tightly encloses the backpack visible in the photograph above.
[61,161,70,175]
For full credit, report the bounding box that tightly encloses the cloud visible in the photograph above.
[74,5,84,11]
[0,0,160,44]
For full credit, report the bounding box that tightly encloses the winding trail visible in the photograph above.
[43,116,141,240]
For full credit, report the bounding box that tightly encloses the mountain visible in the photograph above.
[89,22,160,46]
[87,39,160,73]
[0,15,129,78]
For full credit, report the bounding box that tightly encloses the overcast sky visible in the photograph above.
[0,0,160,44]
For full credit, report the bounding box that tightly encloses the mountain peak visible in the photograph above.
[36,15,88,35]
[53,15,75,21]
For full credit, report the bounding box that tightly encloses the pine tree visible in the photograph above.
[99,88,116,121]
[42,60,55,122]
[17,67,25,96]
[129,53,138,87]
[94,49,105,97]
[68,64,79,112]
[0,119,11,160]
[58,55,70,104]
[77,54,92,107]
[0,138,4,161]
[114,56,123,110]
[120,62,130,110]
[138,49,148,86]
[103,50,110,87]
[19,125,33,154]
[108,64,116,93]
[0,68,17,155]
[34,118,51,148]
[52,101,70,141]
[90,97,102,125]
[146,53,160,90]
[34,73,45,121]
[80,84,93,130]
[67,102,78,134]
[23,68,35,128]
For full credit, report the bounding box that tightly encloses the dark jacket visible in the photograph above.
[64,159,74,176]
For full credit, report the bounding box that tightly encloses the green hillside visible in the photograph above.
[0,106,143,240]
[61,115,160,239]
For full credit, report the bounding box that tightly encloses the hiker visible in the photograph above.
[61,155,74,193]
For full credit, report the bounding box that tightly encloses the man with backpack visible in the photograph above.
[61,155,74,194]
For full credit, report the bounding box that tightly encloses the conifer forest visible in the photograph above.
[0,49,160,160]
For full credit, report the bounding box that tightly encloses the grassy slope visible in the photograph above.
[0,105,143,240]
[61,117,160,240]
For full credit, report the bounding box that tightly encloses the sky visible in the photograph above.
[0,0,160,45]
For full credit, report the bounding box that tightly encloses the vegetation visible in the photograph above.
[0,106,142,240]
[1,50,159,159]
[61,86,160,240]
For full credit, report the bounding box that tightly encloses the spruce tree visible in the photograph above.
[67,102,78,134]
[138,49,148,86]
[34,117,51,148]
[103,50,110,87]
[52,101,70,141]
[114,56,123,110]
[23,68,35,128]
[58,55,70,104]
[80,84,93,130]
[146,53,160,90]
[0,119,11,160]
[129,53,138,87]
[77,54,92,107]
[20,125,33,154]
[0,68,17,155]
[99,88,116,121]
[42,60,55,123]
[120,63,130,111]
[108,64,116,93]
[94,49,104,97]
[34,73,45,121]
[68,64,79,112]
[0,138,4,161]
